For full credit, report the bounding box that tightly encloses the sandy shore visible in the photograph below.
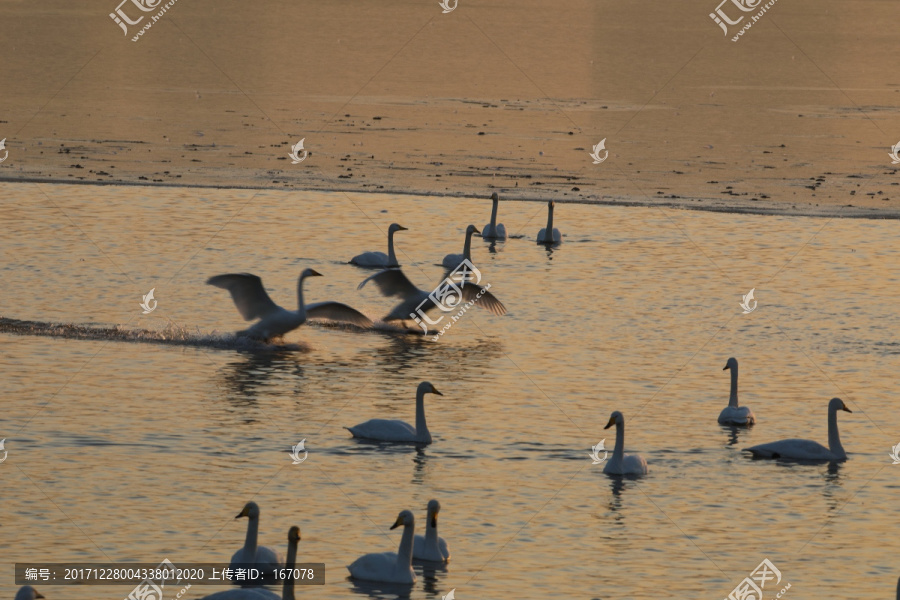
[1,0,899,218]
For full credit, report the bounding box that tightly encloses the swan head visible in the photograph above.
[829,397,852,413]
[490,192,499,202]
[465,224,481,236]
[299,268,323,280]
[723,357,738,371]
[15,587,44,600]
[418,381,443,396]
[427,499,441,527]
[603,411,624,429]
[548,200,555,209]
[390,509,415,530]
[236,501,261,520]
[388,223,408,234]
[288,525,301,543]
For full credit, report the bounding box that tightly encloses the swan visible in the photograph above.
[348,510,416,584]
[536,201,561,244]
[413,499,450,562]
[208,269,373,341]
[745,397,852,461]
[602,411,648,475]
[357,267,506,328]
[200,526,300,600]
[481,193,507,240]
[15,588,43,600]
[350,223,408,268]
[718,357,756,426]
[346,381,442,443]
[229,502,283,586]
[442,225,480,270]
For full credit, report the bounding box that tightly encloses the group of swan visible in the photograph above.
[348,499,451,584]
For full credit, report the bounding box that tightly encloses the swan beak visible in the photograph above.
[390,515,404,530]
[603,416,615,429]
[308,269,323,277]
[473,227,481,235]
[842,405,852,413]
[35,593,45,600]
[431,386,443,396]
[235,505,250,519]
[431,514,437,528]
[722,364,729,371]
[397,225,408,231]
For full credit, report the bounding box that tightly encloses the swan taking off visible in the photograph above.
[208,269,373,341]
[230,502,283,586]
[603,411,648,475]
[15,588,44,600]
[413,499,450,562]
[536,201,561,244]
[358,267,506,327]
[350,223,408,268]
[745,397,852,461]
[346,381,442,444]
[442,225,480,270]
[718,357,756,426]
[481,192,507,240]
[348,510,417,584]
[201,526,301,600]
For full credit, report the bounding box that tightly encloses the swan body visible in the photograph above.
[358,267,506,325]
[718,357,756,426]
[481,193,507,240]
[346,382,441,444]
[536,201,561,244]
[229,502,283,586]
[348,510,417,584]
[602,411,648,475]
[442,225,480,269]
[208,269,373,341]
[350,223,407,268]
[15,588,44,600]
[745,397,852,461]
[202,526,301,600]
[413,499,450,562]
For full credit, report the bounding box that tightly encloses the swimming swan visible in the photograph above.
[201,526,300,600]
[745,397,852,461]
[718,357,756,426]
[229,502,283,586]
[350,223,408,268]
[442,225,480,270]
[346,382,442,444]
[208,269,373,341]
[481,193,507,240]
[15,588,44,600]
[603,411,648,475]
[536,201,561,244]
[413,499,450,562]
[348,510,417,584]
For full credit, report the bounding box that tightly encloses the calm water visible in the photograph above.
[2,182,899,600]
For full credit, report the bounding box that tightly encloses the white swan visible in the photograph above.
[413,499,450,562]
[536,200,561,244]
[229,502,283,585]
[346,381,442,443]
[358,267,506,327]
[442,225,480,269]
[15,588,43,600]
[745,397,852,461]
[201,526,300,600]
[602,411,648,475]
[350,223,408,268]
[718,357,756,426]
[481,193,507,240]
[208,269,373,341]
[348,510,416,584]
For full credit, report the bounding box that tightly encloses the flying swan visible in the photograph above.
[412,499,450,562]
[718,357,756,426]
[481,193,507,240]
[603,411,648,475]
[350,223,408,268]
[208,269,373,341]
[229,502,283,586]
[536,200,561,244]
[346,381,442,444]
[348,510,417,584]
[745,397,852,461]
[442,225,480,270]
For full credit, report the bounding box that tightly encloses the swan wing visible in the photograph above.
[461,284,507,316]
[350,251,389,267]
[207,274,280,321]
[346,419,417,441]
[305,301,373,328]
[358,268,420,298]
[745,439,833,460]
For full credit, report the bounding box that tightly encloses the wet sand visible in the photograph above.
[0,0,899,218]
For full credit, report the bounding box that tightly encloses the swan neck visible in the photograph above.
[545,204,554,233]
[243,516,259,556]
[425,513,437,546]
[296,276,307,316]
[463,230,474,260]
[415,389,429,441]
[398,522,415,567]
[282,536,298,600]
[490,199,499,226]
[828,405,845,457]
[612,420,625,460]
[387,229,398,267]
[728,366,739,407]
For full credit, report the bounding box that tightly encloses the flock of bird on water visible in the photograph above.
[12,193,874,599]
